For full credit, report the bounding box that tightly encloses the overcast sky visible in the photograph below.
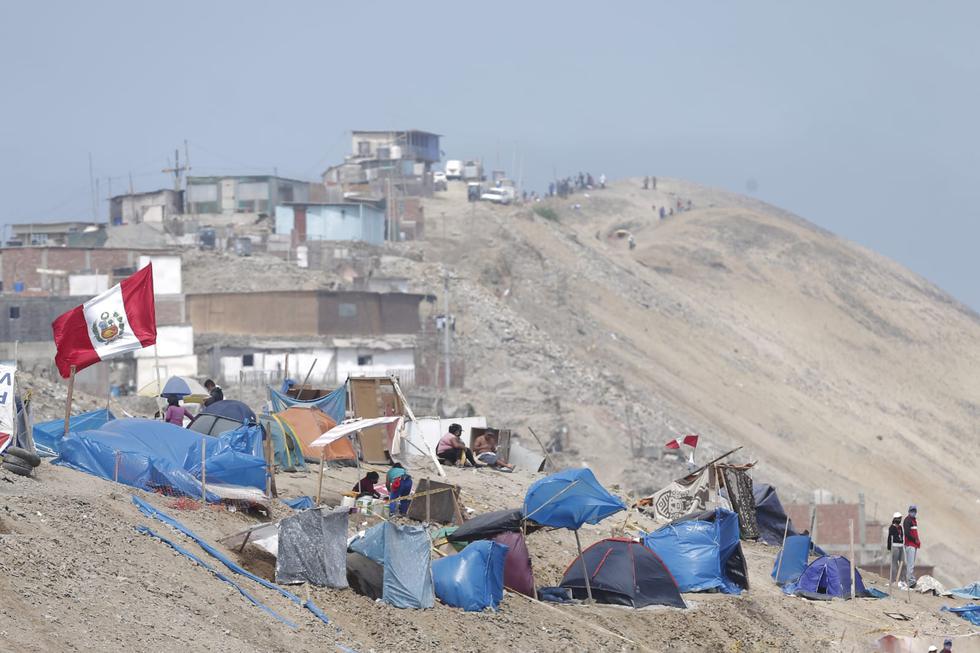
[1,2,977,309]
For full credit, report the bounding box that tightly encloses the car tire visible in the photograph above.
[2,458,33,477]
[5,447,41,467]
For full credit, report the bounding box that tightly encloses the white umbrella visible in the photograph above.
[309,416,401,448]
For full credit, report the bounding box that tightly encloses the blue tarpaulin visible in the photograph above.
[950,582,980,600]
[268,385,347,424]
[432,540,508,612]
[347,522,434,609]
[54,419,266,501]
[644,508,744,594]
[942,604,980,626]
[523,468,625,529]
[772,535,811,585]
[349,523,386,565]
[282,496,315,511]
[33,408,115,457]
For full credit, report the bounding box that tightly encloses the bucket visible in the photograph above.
[341,495,356,509]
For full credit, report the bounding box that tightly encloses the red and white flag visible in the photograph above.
[665,434,699,450]
[52,264,157,378]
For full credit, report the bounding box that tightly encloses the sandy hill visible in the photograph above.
[389,178,980,584]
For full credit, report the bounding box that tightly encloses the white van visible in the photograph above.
[445,160,463,180]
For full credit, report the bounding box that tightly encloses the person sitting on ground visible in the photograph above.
[352,471,381,499]
[471,431,514,472]
[164,397,192,427]
[203,379,224,407]
[886,512,904,583]
[386,463,413,515]
[436,423,483,467]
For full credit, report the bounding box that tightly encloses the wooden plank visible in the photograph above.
[350,378,388,463]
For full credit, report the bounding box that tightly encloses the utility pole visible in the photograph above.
[443,270,451,390]
[162,143,191,193]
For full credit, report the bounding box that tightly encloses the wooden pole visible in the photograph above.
[315,453,325,506]
[263,424,276,499]
[425,477,431,523]
[63,365,77,436]
[848,519,856,599]
[775,515,791,584]
[284,353,290,382]
[200,435,207,505]
[113,451,121,483]
[300,358,318,391]
[574,529,593,602]
[526,427,556,470]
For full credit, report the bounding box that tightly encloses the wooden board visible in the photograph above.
[349,377,401,463]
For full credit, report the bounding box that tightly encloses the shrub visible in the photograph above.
[533,205,559,222]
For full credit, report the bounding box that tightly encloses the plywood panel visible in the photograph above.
[350,378,388,463]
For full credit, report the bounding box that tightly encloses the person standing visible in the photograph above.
[903,505,921,587]
[642,176,649,190]
[886,512,904,583]
[386,463,413,515]
[203,379,224,406]
[942,638,953,652]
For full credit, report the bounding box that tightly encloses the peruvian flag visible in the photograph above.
[51,264,157,378]
[665,434,699,450]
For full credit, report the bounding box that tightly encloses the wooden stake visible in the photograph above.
[425,477,431,523]
[262,424,276,499]
[300,358,317,391]
[527,427,556,470]
[200,435,207,505]
[63,365,77,436]
[574,529,594,602]
[113,451,121,483]
[315,453,325,506]
[849,519,856,599]
[774,515,791,584]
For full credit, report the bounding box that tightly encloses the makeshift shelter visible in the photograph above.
[269,384,346,423]
[447,508,535,543]
[33,408,114,457]
[273,406,354,462]
[716,464,759,540]
[275,507,349,588]
[432,540,508,611]
[493,531,535,597]
[406,478,462,524]
[348,377,403,463]
[560,538,686,609]
[347,522,434,609]
[785,555,867,599]
[752,483,799,545]
[771,534,811,585]
[54,418,267,503]
[346,552,384,601]
[644,508,748,594]
[257,415,308,472]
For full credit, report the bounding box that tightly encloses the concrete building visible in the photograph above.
[185,175,312,216]
[186,290,425,337]
[0,246,173,296]
[110,189,183,225]
[7,222,100,247]
[322,130,441,191]
[275,202,386,246]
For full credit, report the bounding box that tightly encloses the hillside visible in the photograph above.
[385,178,980,584]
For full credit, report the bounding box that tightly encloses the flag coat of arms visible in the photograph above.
[51,264,156,378]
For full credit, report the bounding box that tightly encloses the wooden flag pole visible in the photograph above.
[774,515,791,584]
[63,365,77,436]
[200,435,207,505]
[574,529,594,602]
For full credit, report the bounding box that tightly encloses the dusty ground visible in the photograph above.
[1,451,976,653]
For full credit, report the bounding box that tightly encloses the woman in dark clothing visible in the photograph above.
[352,471,381,499]
[886,512,904,583]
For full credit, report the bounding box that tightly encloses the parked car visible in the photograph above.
[432,170,448,191]
[445,160,463,180]
[480,188,511,205]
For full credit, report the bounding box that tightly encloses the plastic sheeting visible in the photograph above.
[950,582,980,599]
[752,483,798,545]
[282,496,315,511]
[643,509,745,594]
[432,540,508,611]
[33,408,114,457]
[55,418,266,501]
[259,414,308,472]
[349,523,386,564]
[942,603,980,626]
[523,468,625,529]
[383,522,434,609]
[276,507,349,588]
[269,384,347,424]
[493,531,535,597]
[448,508,527,543]
[771,535,811,585]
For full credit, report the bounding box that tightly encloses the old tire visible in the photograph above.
[5,447,41,467]
[2,458,32,477]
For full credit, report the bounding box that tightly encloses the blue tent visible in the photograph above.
[785,555,867,599]
[644,508,747,594]
[33,408,115,457]
[53,418,266,501]
[200,400,256,424]
[268,385,346,424]
[432,540,509,612]
[523,468,626,529]
[772,534,811,585]
[347,522,434,609]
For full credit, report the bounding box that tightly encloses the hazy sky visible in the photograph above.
[2,2,978,309]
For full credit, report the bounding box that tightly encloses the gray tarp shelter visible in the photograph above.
[276,507,349,588]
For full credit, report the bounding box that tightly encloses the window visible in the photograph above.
[30,233,48,246]
[242,354,254,367]
[357,141,371,156]
[9,306,20,319]
[339,303,357,317]
[357,355,373,366]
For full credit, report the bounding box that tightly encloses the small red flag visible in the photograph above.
[665,434,699,449]
[52,264,157,378]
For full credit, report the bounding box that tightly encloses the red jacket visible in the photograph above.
[903,514,920,548]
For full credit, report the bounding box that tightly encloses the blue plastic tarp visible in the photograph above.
[523,468,625,529]
[432,540,509,612]
[950,582,980,600]
[349,523,386,565]
[382,522,434,609]
[283,496,315,511]
[942,604,980,626]
[644,509,743,594]
[772,535,811,585]
[33,408,114,456]
[268,385,347,424]
[54,419,266,501]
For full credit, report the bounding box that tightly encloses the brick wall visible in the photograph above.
[1,247,172,293]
